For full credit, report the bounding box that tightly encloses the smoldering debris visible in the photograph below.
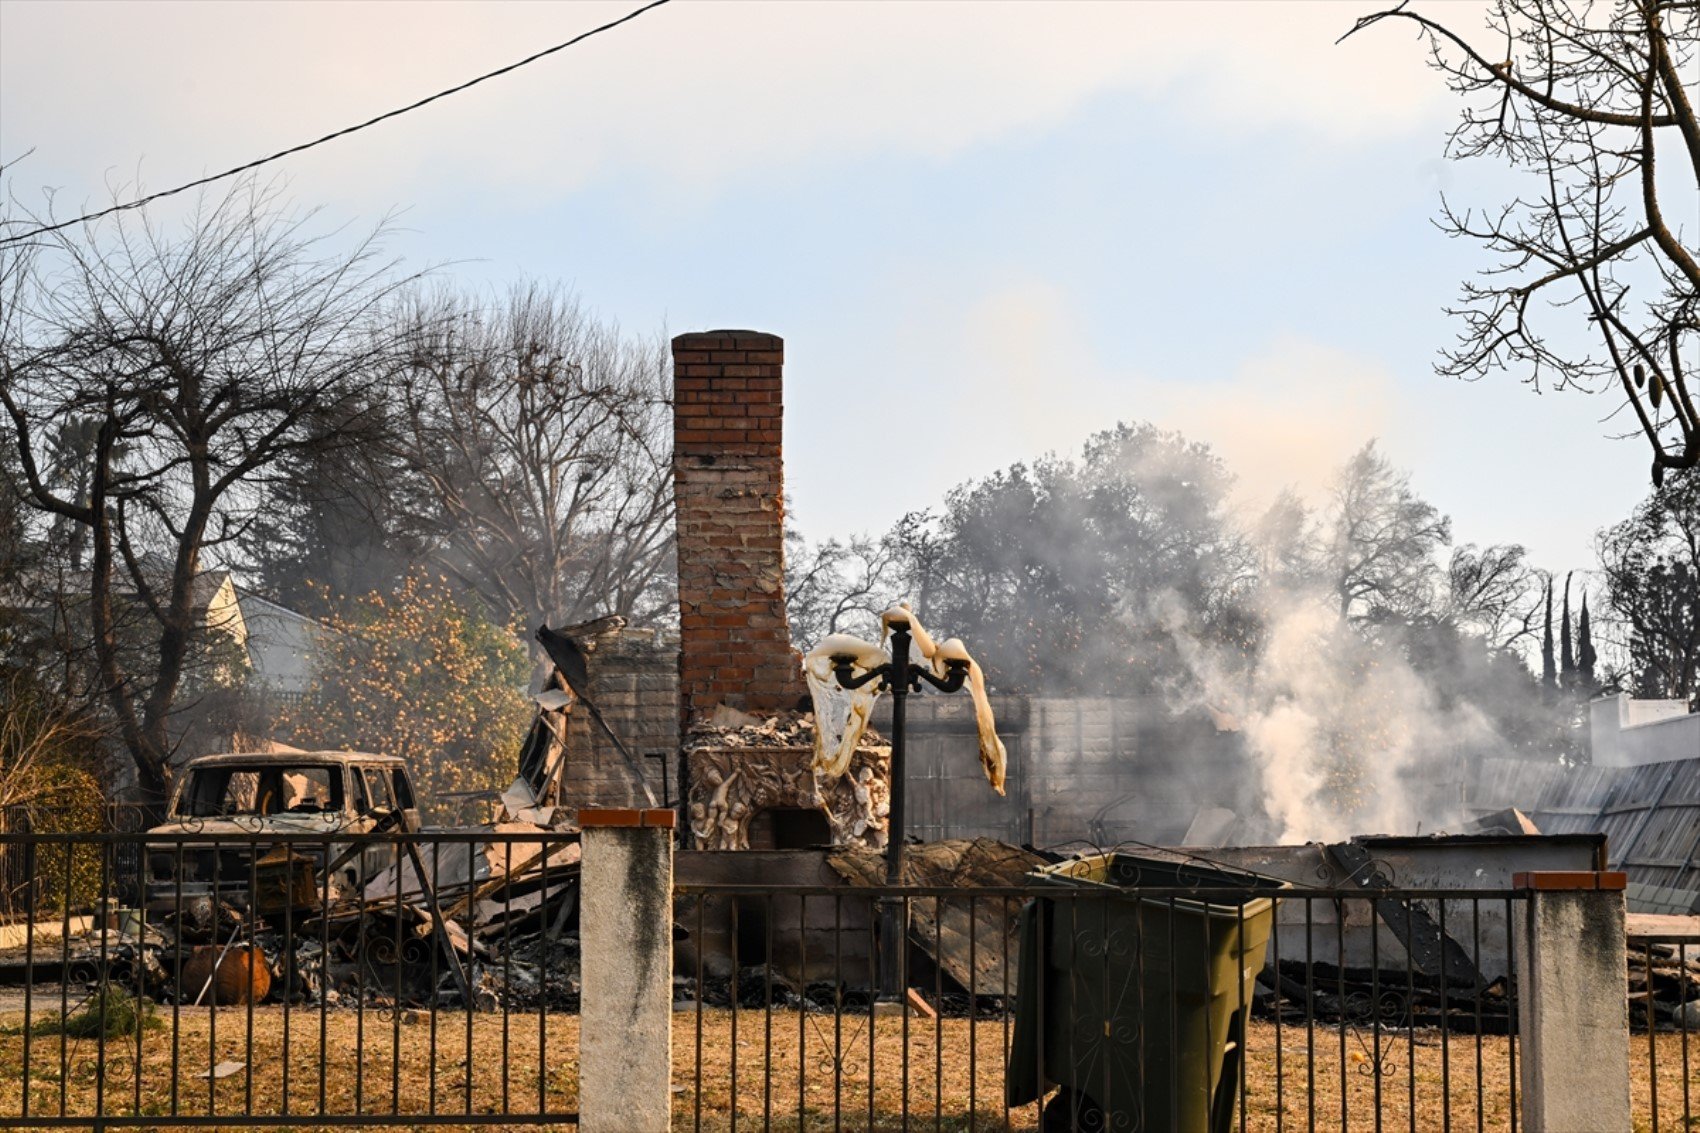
[8,819,583,1014]
[1251,944,1700,1035]
[1252,960,1514,1034]
[1628,943,1700,1031]
[826,838,1047,998]
[683,709,842,751]
[683,705,895,757]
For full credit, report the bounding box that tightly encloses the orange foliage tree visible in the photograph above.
[279,570,531,820]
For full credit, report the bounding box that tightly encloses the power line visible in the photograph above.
[0,0,673,246]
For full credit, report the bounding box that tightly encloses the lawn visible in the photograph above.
[0,1003,1692,1131]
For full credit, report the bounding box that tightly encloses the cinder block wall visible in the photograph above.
[671,331,805,726]
[875,694,1250,847]
[563,627,681,808]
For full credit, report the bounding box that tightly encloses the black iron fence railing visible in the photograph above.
[1630,928,1698,1133]
[0,830,580,1128]
[2,832,1693,1131]
[672,881,1695,1133]
[1,804,159,920]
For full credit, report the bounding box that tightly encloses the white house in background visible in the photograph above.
[130,572,325,700]
[230,589,325,701]
[4,567,321,698]
[173,575,325,700]
[1590,693,1700,767]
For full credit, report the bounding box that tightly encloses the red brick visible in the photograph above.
[577,807,642,827]
[671,327,802,718]
[673,333,736,351]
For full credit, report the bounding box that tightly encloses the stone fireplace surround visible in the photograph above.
[684,743,890,851]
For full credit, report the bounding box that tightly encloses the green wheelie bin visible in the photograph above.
[1006,852,1287,1132]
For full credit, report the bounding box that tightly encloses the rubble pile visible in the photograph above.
[1254,946,1700,1034]
[682,707,887,752]
[1253,961,1514,1034]
[12,787,585,1015]
[673,971,1005,1019]
[1628,942,1700,1031]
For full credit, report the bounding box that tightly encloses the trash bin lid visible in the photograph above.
[1032,851,1289,919]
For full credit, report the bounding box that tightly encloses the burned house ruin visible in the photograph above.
[555,329,1253,851]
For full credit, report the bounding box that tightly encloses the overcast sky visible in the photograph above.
[0,0,1666,571]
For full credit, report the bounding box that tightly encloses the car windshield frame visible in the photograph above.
[172,763,348,819]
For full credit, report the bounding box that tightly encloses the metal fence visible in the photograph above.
[0,804,158,920]
[0,829,580,1128]
[3,835,1695,1130]
[673,881,1695,1133]
[1631,927,1698,1133]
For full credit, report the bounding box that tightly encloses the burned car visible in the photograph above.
[145,751,420,912]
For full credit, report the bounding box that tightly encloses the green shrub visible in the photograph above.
[31,986,161,1039]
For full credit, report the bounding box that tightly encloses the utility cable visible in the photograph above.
[0,0,672,246]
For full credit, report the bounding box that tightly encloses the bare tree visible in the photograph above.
[1325,442,1452,625]
[1348,0,1700,482]
[389,285,674,662]
[0,180,401,805]
[1596,469,1699,705]
[1444,542,1543,652]
[784,515,900,648]
[0,673,102,814]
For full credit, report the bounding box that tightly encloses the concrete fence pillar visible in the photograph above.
[1512,870,1630,1133]
[578,807,675,1133]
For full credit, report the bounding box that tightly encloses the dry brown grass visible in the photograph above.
[676,1009,1697,1132]
[0,1003,578,1132]
[0,1005,1693,1131]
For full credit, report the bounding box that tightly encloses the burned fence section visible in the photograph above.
[674,882,1549,1132]
[0,828,580,1128]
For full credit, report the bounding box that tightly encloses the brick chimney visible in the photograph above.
[672,331,803,725]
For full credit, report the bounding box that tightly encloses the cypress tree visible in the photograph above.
[1541,579,1557,692]
[1578,595,1597,690]
[1560,571,1576,688]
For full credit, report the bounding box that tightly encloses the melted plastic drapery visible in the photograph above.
[802,610,1007,795]
[803,633,888,777]
[929,632,1008,796]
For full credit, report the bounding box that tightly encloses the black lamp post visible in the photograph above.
[830,615,971,1000]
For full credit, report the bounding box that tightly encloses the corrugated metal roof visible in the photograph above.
[1469,757,1700,914]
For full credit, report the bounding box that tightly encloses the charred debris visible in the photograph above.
[5,623,1695,1035]
[0,622,603,1014]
